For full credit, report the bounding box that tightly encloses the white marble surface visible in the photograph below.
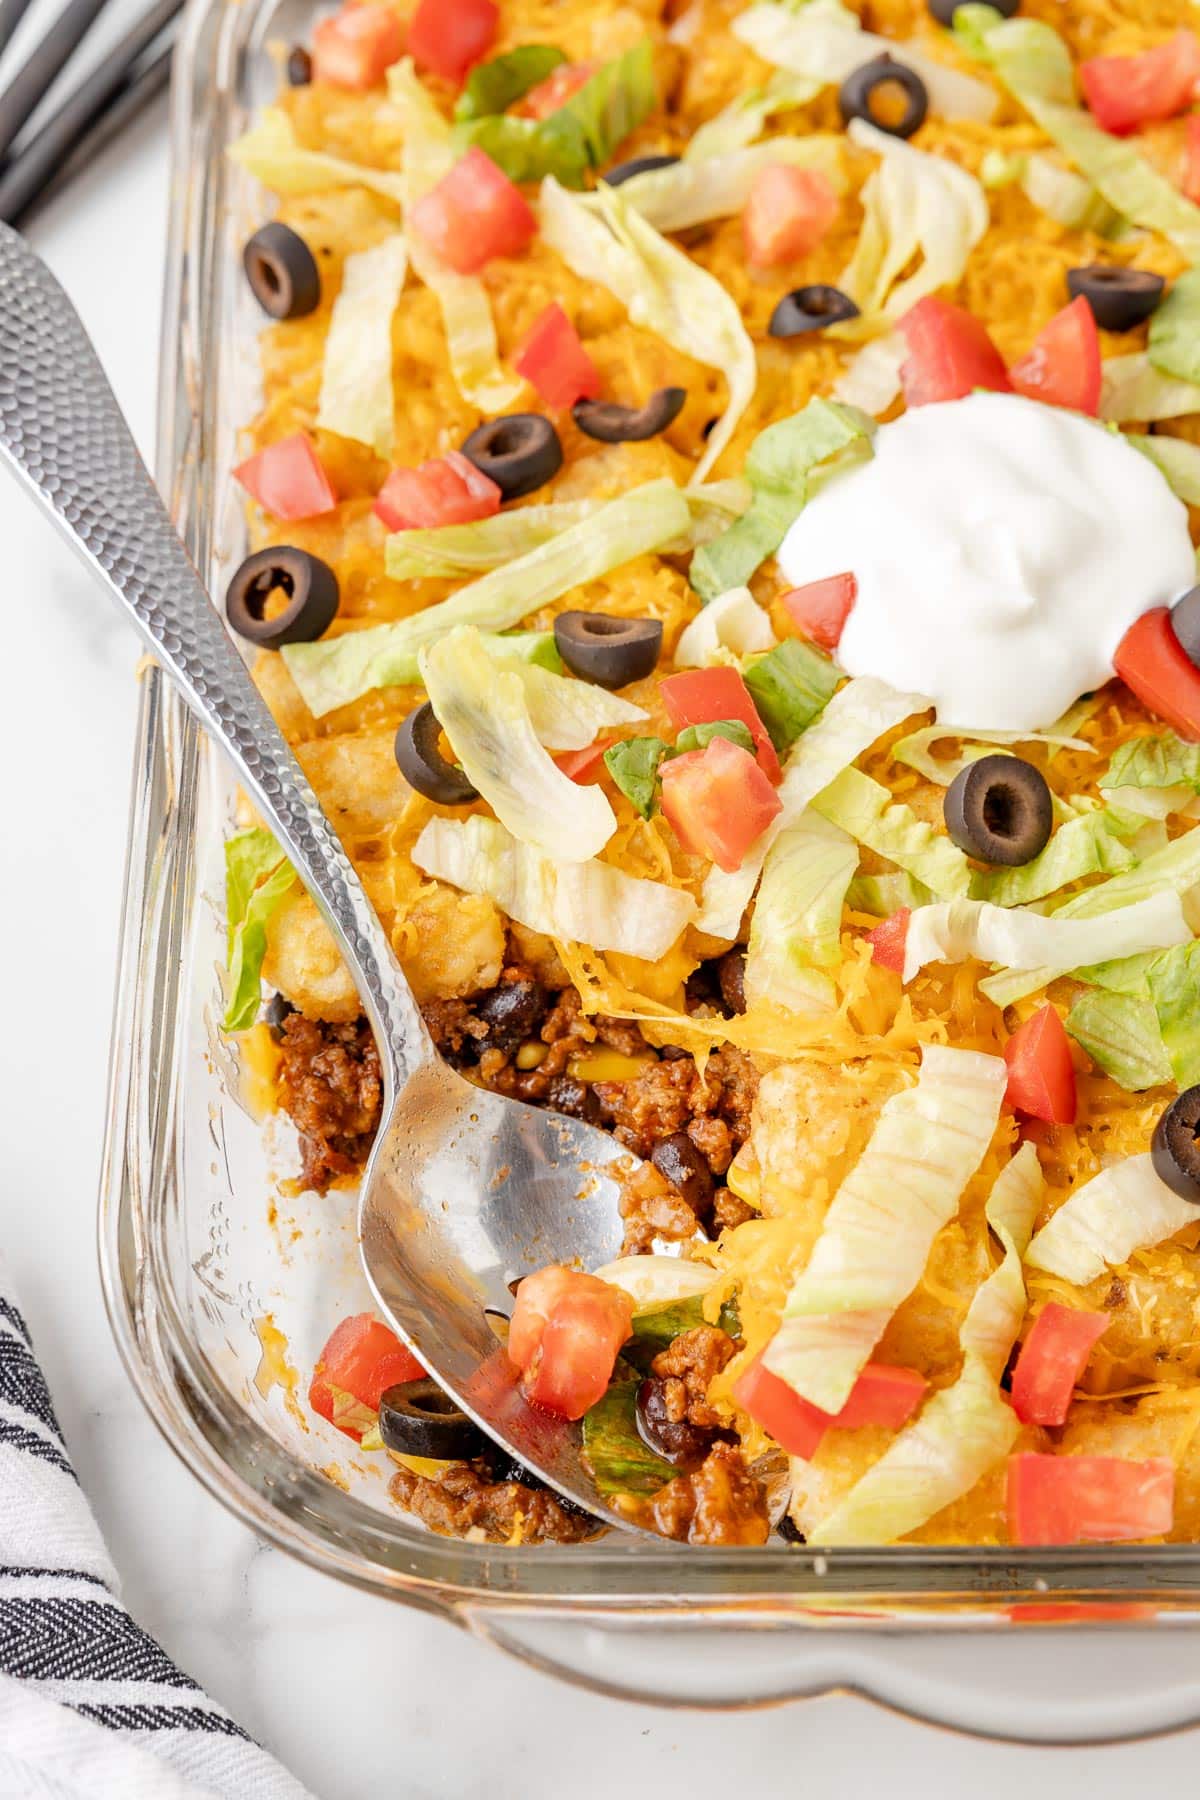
[5,77,1200,1800]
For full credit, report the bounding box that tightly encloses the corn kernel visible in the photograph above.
[516,1041,549,1070]
[568,1049,654,1083]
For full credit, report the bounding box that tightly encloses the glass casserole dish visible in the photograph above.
[96,0,1200,1741]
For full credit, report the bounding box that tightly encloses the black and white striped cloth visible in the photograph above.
[0,1266,313,1798]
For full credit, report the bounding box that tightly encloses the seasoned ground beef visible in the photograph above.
[651,1326,736,1432]
[276,1015,382,1193]
[388,1458,595,1544]
[637,1442,769,1546]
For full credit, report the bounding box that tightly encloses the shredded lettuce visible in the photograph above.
[456,40,656,188]
[1127,433,1200,509]
[979,146,1122,235]
[1146,941,1200,1089]
[223,828,297,1033]
[812,766,973,899]
[591,1255,718,1308]
[315,235,408,459]
[743,638,841,755]
[285,479,691,714]
[1100,732,1200,820]
[734,0,998,122]
[453,45,566,121]
[515,660,648,751]
[603,737,667,819]
[891,721,1093,788]
[833,331,906,417]
[696,676,929,937]
[980,826,1200,1006]
[1148,266,1200,388]
[846,870,934,917]
[764,1045,1007,1413]
[959,7,1200,261]
[1100,353,1200,424]
[610,135,845,232]
[228,107,407,205]
[811,1144,1042,1545]
[389,61,522,413]
[412,813,696,959]
[1025,1152,1200,1284]
[1066,990,1172,1092]
[582,1378,677,1495]
[675,586,776,667]
[904,891,1189,985]
[744,813,857,1012]
[685,72,824,159]
[419,627,616,860]
[838,118,990,326]
[283,625,555,718]
[538,178,756,482]
[970,808,1140,908]
[690,397,873,601]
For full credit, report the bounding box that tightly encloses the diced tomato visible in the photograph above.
[507,1266,633,1420]
[1114,606,1200,741]
[311,3,404,90]
[1004,1005,1077,1126]
[519,60,597,118]
[898,297,1010,408]
[867,907,909,974]
[234,432,337,521]
[733,1355,926,1461]
[408,0,496,83]
[1008,297,1101,416]
[743,165,839,270]
[1010,1303,1109,1428]
[411,146,537,274]
[658,666,782,782]
[373,449,501,531]
[1007,1453,1175,1546]
[513,302,602,410]
[659,737,783,873]
[1183,115,1200,205]
[781,572,857,652]
[309,1312,425,1441]
[1079,32,1200,137]
[554,740,612,782]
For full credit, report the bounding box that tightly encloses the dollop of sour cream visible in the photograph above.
[776,392,1196,731]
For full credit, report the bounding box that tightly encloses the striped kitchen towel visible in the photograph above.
[0,1269,313,1799]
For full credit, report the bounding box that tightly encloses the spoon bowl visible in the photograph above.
[0,223,644,1531]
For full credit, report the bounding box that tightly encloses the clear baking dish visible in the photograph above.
[97,0,1200,1742]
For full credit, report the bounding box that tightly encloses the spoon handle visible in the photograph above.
[0,222,428,1082]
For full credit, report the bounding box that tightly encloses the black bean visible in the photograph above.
[716,950,747,1017]
[652,1132,715,1220]
[286,45,312,84]
[636,1375,716,1466]
[474,979,548,1050]
[544,1075,603,1124]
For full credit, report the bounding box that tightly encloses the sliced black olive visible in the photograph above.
[1152,1086,1200,1201]
[1067,265,1165,332]
[553,611,663,689]
[944,754,1053,866]
[286,45,313,85]
[379,1379,487,1460]
[1171,586,1200,669]
[394,703,479,806]
[571,387,687,445]
[651,1131,715,1223]
[776,1512,806,1544]
[604,153,681,187]
[460,413,563,500]
[769,284,860,339]
[839,55,929,140]
[225,546,339,648]
[927,0,1016,22]
[243,222,321,320]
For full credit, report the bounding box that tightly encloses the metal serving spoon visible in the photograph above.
[0,223,644,1530]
